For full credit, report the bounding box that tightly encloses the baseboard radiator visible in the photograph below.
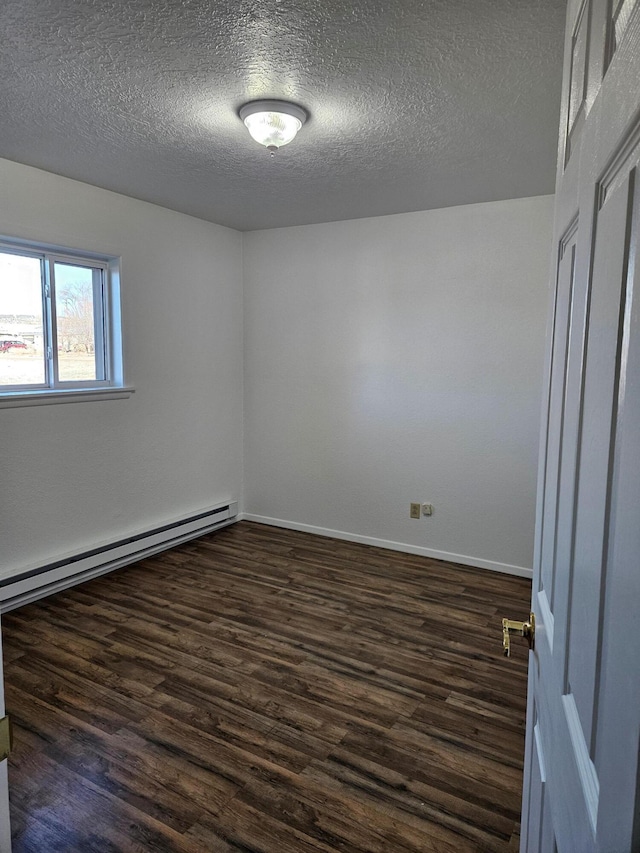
[0,501,238,613]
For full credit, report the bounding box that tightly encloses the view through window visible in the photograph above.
[0,241,121,395]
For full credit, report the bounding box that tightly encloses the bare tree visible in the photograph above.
[56,281,94,352]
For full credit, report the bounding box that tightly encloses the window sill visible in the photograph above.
[0,386,135,409]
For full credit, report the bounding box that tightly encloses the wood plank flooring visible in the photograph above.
[2,521,531,852]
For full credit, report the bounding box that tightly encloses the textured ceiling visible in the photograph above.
[0,0,565,231]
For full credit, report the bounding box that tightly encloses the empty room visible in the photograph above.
[1,1,639,852]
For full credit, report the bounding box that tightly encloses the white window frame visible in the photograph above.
[0,237,132,408]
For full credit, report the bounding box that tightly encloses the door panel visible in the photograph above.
[593,160,640,847]
[565,0,590,164]
[538,219,578,622]
[525,725,544,853]
[567,166,635,749]
[521,1,640,851]
[606,0,640,67]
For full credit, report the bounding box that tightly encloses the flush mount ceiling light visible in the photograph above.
[239,100,307,155]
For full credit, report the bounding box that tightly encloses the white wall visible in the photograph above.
[1,161,551,579]
[243,196,554,575]
[0,158,243,576]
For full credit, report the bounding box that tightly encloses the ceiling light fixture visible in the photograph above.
[239,100,307,155]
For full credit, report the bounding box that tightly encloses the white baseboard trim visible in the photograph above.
[1,501,239,613]
[240,513,533,579]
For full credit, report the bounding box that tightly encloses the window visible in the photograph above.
[0,238,128,405]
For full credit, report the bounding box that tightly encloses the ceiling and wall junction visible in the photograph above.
[0,0,565,230]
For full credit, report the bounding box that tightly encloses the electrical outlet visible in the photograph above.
[422,503,433,517]
[410,503,421,519]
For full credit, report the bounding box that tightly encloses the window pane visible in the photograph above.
[0,251,46,386]
[54,263,102,382]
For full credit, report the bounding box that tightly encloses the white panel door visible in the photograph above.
[520,2,640,852]
[0,617,11,852]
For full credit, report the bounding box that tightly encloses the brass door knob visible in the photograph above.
[502,612,535,657]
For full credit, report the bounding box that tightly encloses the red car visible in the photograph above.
[0,340,27,353]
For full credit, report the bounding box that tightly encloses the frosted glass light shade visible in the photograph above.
[239,100,307,151]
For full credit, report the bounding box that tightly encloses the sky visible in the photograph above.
[0,252,41,315]
[0,251,91,317]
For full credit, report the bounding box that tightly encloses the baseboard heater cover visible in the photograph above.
[0,501,238,613]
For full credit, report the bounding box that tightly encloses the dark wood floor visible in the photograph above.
[3,521,531,853]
